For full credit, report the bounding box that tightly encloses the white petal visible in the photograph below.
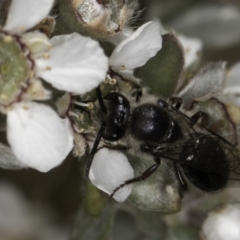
[21,32,51,55]
[224,62,240,94]
[178,34,202,68]
[179,62,226,108]
[108,27,134,46]
[202,204,240,240]
[3,0,54,33]
[109,21,162,71]
[62,118,74,158]
[89,148,134,202]
[36,33,108,94]
[7,102,73,172]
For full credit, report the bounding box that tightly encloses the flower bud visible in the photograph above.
[58,0,138,39]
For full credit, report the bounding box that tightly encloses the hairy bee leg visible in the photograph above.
[169,97,182,110]
[191,111,208,126]
[119,77,142,102]
[121,79,142,102]
[109,158,161,198]
[174,163,188,197]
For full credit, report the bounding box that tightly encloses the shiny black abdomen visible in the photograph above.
[180,134,229,191]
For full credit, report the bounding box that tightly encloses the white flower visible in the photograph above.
[57,96,135,202]
[7,102,74,172]
[145,20,202,69]
[177,34,203,68]
[109,21,162,72]
[35,33,108,94]
[89,148,134,202]
[202,204,240,240]
[178,62,226,108]
[57,21,162,201]
[223,62,240,95]
[221,62,240,107]
[84,21,163,201]
[0,0,108,172]
[85,21,162,201]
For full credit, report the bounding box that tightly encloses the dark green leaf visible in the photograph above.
[70,162,114,240]
[136,33,184,98]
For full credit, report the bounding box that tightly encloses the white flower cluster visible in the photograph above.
[58,20,163,202]
[2,0,240,207]
[0,0,108,172]
[89,21,163,202]
[0,0,164,203]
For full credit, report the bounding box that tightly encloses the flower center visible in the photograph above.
[0,32,33,108]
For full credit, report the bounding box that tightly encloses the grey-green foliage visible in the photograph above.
[136,33,184,98]
[71,203,114,240]
[128,154,181,213]
[70,162,114,240]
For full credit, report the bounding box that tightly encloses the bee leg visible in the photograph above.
[85,122,106,179]
[84,86,108,179]
[169,97,182,110]
[121,79,142,102]
[109,69,142,102]
[174,163,188,197]
[135,86,142,102]
[110,157,161,198]
[191,111,208,126]
[96,85,107,114]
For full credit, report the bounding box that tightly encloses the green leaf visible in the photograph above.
[71,203,114,240]
[128,155,181,213]
[70,162,114,240]
[136,33,184,98]
[131,209,167,239]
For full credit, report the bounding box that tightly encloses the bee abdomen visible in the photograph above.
[180,134,229,192]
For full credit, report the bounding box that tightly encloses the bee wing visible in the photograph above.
[159,105,240,187]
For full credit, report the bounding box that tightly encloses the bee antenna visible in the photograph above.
[96,85,107,114]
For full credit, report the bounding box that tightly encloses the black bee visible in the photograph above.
[84,79,240,197]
